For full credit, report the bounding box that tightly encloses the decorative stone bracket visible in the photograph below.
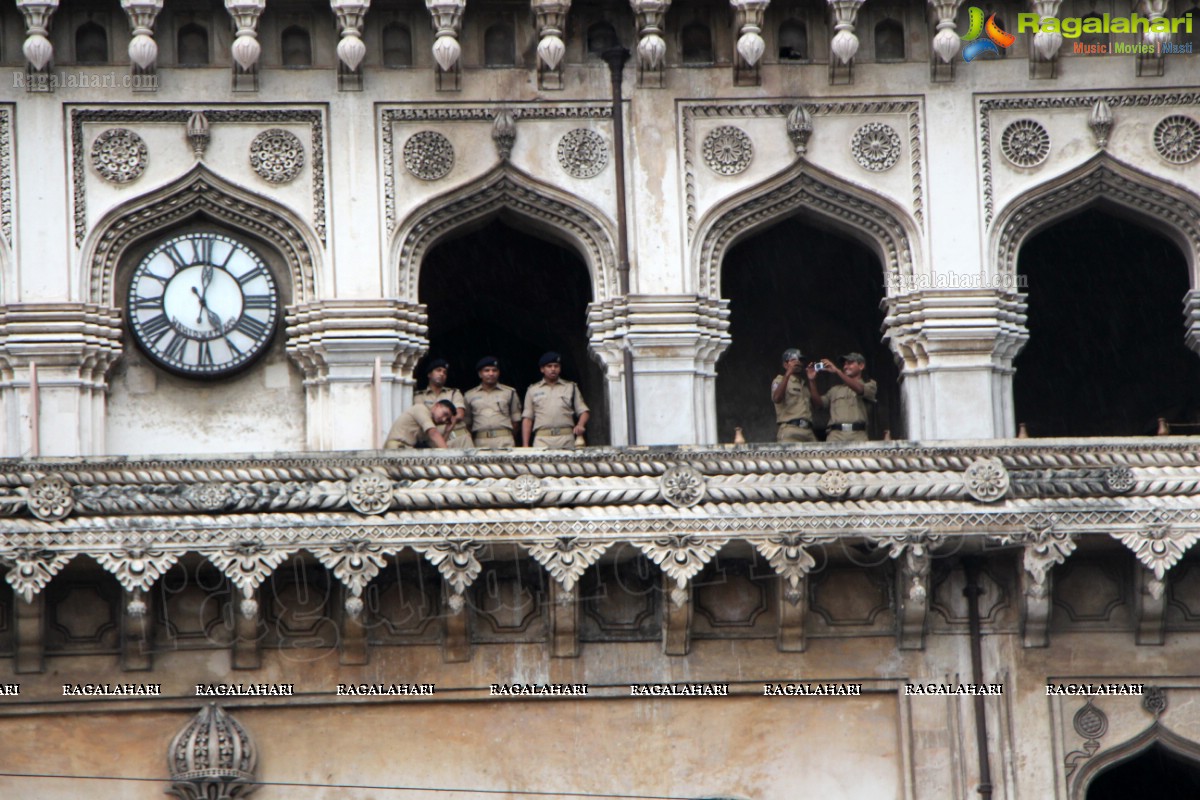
[225,0,266,90]
[426,0,466,90]
[631,0,670,87]
[828,0,865,82]
[532,0,570,89]
[332,0,371,90]
[120,0,163,90]
[731,0,769,85]
[17,0,58,89]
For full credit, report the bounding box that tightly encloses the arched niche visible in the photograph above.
[81,165,320,309]
[390,165,618,304]
[1072,723,1200,800]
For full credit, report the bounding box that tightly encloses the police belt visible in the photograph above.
[449,424,470,434]
[537,426,574,436]
[779,419,812,428]
[475,428,514,439]
[829,422,867,432]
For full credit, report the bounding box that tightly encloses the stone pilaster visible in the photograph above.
[0,304,123,456]
[285,299,427,450]
[884,289,1028,439]
[588,294,730,445]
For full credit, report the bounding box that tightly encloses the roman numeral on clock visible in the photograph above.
[233,314,270,340]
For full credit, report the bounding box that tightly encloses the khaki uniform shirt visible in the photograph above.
[772,374,813,424]
[384,405,437,448]
[523,379,588,431]
[821,380,878,424]
[414,385,471,445]
[465,383,521,442]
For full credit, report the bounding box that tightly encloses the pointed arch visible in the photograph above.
[992,154,1200,288]
[80,165,321,307]
[390,165,618,302]
[694,160,921,299]
[1071,722,1200,799]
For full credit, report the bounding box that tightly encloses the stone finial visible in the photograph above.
[630,0,670,86]
[167,704,258,800]
[332,0,370,71]
[731,0,769,66]
[928,0,963,63]
[426,0,466,72]
[224,0,266,71]
[17,0,59,71]
[120,0,163,69]
[1030,0,1064,60]
[532,0,570,71]
[786,104,814,156]
[828,0,865,64]
[187,111,210,160]
[1089,98,1113,149]
[492,109,517,161]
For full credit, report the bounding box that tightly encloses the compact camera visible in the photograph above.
[812,361,826,371]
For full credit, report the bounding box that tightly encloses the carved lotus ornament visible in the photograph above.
[963,457,1010,503]
[659,465,706,508]
[27,475,74,520]
[1103,467,1135,494]
[347,472,393,515]
[509,474,546,504]
[185,482,232,511]
[817,469,850,498]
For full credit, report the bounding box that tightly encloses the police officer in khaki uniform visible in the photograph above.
[771,348,818,443]
[413,358,474,448]
[384,400,456,449]
[811,352,877,443]
[464,356,522,449]
[522,352,589,449]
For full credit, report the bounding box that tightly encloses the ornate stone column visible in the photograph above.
[17,0,58,91]
[883,289,1028,439]
[332,0,370,90]
[426,0,466,90]
[630,0,670,87]
[0,304,123,457]
[731,0,769,85]
[285,299,428,450]
[225,0,265,91]
[532,0,570,90]
[589,295,730,445]
[120,0,163,91]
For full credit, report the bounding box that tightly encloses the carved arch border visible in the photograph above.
[81,165,320,308]
[992,154,1200,287]
[694,160,921,299]
[1069,721,1200,799]
[390,164,619,302]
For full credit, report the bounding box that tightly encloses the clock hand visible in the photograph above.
[207,308,223,332]
[191,285,208,324]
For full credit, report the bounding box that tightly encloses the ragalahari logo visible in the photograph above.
[961,7,1016,61]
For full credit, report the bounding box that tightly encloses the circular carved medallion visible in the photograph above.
[1103,467,1135,495]
[850,123,901,172]
[185,482,232,511]
[510,474,546,504]
[817,469,851,498]
[28,475,75,521]
[659,465,706,508]
[404,130,455,180]
[347,473,393,515]
[702,125,754,175]
[91,128,148,184]
[1000,119,1050,167]
[557,129,609,179]
[1153,115,1200,164]
[249,129,305,184]
[1073,701,1108,740]
[963,457,1010,503]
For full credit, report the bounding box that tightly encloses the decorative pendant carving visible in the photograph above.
[224,0,266,71]
[426,0,466,72]
[636,535,727,607]
[786,104,814,156]
[631,0,670,78]
[17,0,58,72]
[311,540,387,616]
[331,0,370,71]
[121,0,163,70]
[828,0,865,64]
[526,537,610,590]
[186,112,210,160]
[94,543,179,594]
[412,539,483,612]
[929,0,964,63]
[0,548,72,602]
[208,543,294,618]
[731,0,769,66]
[1088,99,1113,150]
[491,109,517,161]
[1112,524,1199,580]
[755,533,820,605]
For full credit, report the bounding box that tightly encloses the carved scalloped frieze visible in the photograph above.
[754,533,825,605]
[411,539,483,612]
[0,548,72,601]
[1111,525,1200,581]
[636,535,728,606]
[207,543,295,618]
[310,540,388,616]
[71,108,327,248]
[524,537,611,591]
[93,544,180,594]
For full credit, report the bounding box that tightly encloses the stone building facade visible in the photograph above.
[0,0,1199,797]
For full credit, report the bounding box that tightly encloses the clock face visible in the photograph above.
[127,232,279,377]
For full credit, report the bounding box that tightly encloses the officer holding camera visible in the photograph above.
[810,352,877,443]
[771,348,818,443]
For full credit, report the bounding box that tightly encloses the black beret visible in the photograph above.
[538,351,562,368]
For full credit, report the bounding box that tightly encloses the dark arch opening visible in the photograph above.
[716,216,901,444]
[874,18,904,60]
[382,22,413,67]
[586,22,618,57]
[417,219,608,445]
[76,21,108,64]
[779,19,808,60]
[484,23,515,66]
[177,23,209,66]
[682,22,714,63]
[1014,208,1200,436]
[1086,743,1200,799]
[281,25,313,67]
